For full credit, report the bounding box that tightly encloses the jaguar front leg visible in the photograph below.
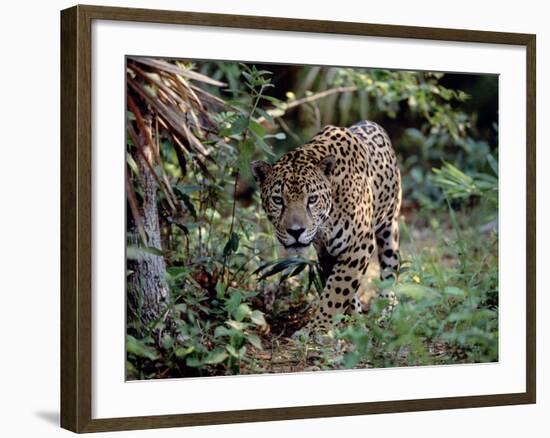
[375,216,401,314]
[301,241,376,334]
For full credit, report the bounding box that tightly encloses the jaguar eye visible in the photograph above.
[272,196,284,205]
[308,195,319,204]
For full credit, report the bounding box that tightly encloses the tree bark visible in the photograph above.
[127,122,170,327]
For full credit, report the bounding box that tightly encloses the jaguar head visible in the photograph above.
[251,154,335,255]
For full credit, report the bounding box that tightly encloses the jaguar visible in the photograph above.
[251,120,402,333]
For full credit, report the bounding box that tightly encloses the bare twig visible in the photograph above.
[258,85,358,123]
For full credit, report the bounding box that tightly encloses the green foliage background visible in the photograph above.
[126,60,498,379]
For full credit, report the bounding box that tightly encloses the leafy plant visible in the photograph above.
[432,155,498,211]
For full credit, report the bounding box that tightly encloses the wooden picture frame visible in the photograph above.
[60,4,536,433]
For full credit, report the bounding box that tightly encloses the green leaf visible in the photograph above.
[234,303,251,322]
[204,348,229,364]
[185,356,203,368]
[214,325,232,338]
[224,290,242,313]
[126,152,139,175]
[223,232,240,257]
[238,138,256,156]
[127,246,163,260]
[161,334,175,350]
[126,360,138,378]
[215,281,225,299]
[248,120,266,138]
[166,266,189,281]
[228,116,249,136]
[246,333,263,350]
[237,138,256,176]
[250,310,267,326]
[447,311,471,323]
[226,345,240,358]
[487,154,499,176]
[255,257,307,280]
[343,351,361,369]
[250,130,275,156]
[173,189,197,219]
[443,286,466,299]
[226,320,247,331]
[174,346,194,358]
[126,335,159,360]
[280,262,307,282]
[259,94,282,105]
[173,303,187,313]
[395,283,437,300]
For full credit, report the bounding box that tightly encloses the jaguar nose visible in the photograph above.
[287,228,306,240]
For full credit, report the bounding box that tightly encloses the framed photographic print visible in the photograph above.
[60,4,536,433]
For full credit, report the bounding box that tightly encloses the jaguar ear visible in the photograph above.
[250,160,272,184]
[318,155,336,177]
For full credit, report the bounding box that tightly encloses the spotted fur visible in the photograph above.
[251,120,402,332]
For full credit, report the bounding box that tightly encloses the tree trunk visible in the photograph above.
[127,124,169,326]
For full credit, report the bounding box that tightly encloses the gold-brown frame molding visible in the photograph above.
[60,4,536,433]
